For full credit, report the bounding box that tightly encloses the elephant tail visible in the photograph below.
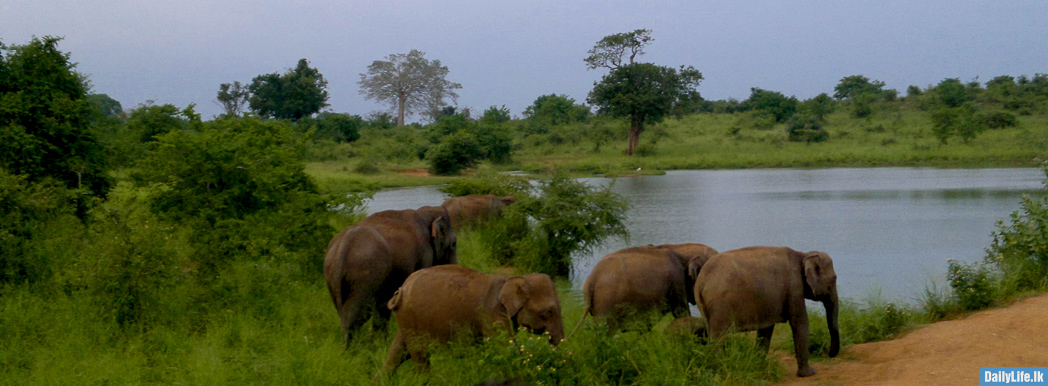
[387,288,403,311]
[567,289,594,340]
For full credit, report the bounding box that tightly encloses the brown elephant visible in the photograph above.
[572,243,719,333]
[323,206,456,347]
[381,264,565,374]
[441,194,516,230]
[694,246,839,377]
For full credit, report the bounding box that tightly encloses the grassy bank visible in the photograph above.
[308,108,1048,192]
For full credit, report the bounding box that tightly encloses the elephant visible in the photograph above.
[694,246,839,377]
[572,243,719,333]
[441,194,516,230]
[322,205,457,348]
[380,264,565,374]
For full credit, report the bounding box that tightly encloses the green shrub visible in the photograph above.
[0,169,81,284]
[946,259,998,311]
[426,131,483,175]
[786,114,828,143]
[981,111,1018,129]
[987,163,1048,292]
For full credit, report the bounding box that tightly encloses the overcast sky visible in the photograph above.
[4,1,1046,120]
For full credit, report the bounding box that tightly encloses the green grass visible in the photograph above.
[306,108,1048,190]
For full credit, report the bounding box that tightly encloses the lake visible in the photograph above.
[363,168,1045,302]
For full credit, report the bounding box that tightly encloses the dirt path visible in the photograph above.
[779,293,1048,386]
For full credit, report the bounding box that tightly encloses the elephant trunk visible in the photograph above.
[549,322,565,346]
[824,291,840,358]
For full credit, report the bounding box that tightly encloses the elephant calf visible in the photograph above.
[381,265,565,374]
[573,243,718,333]
[695,246,839,377]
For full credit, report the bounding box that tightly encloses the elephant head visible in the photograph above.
[802,251,839,358]
[499,273,565,345]
[656,243,719,305]
[417,205,458,265]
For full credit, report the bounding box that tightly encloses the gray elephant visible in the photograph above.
[381,264,565,374]
[572,243,719,333]
[323,206,456,347]
[694,246,839,377]
[441,194,516,230]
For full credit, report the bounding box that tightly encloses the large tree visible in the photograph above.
[248,59,329,121]
[0,36,110,195]
[358,49,462,126]
[588,64,702,155]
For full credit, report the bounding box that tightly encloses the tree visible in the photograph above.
[584,29,653,70]
[216,81,250,117]
[588,63,702,155]
[248,59,329,121]
[358,49,462,126]
[0,36,111,196]
[833,75,887,100]
[523,94,590,133]
[745,88,798,122]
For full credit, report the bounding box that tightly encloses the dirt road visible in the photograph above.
[779,294,1048,386]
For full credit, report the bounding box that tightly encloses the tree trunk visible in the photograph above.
[397,96,406,127]
[626,117,643,156]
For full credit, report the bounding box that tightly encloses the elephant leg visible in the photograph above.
[379,331,409,378]
[788,317,816,377]
[756,326,774,353]
[339,287,378,349]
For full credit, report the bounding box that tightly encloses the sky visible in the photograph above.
[3,0,1047,121]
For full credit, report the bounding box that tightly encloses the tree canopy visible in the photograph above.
[833,75,887,100]
[588,63,702,155]
[0,36,111,196]
[248,59,329,121]
[216,81,250,117]
[584,29,653,70]
[358,49,462,126]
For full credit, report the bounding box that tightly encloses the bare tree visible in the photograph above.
[358,49,462,126]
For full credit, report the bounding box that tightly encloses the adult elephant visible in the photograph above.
[323,206,456,348]
[694,246,839,377]
[572,243,719,333]
[381,264,565,374]
[441,194,516,230]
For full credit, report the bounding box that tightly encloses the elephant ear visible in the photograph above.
[500,196,516,206]
[499,277,530,318]
[803,252,831,297]
[687,257,703,279]
[430,216,457,264]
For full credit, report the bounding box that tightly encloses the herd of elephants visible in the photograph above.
[322,194,840,378]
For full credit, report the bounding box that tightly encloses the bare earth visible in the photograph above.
[779,293,1048,386]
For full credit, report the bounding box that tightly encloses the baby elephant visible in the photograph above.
[381,265,565,374]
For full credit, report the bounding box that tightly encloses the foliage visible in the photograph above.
[298,112,363,143]
[426,130,483,175]
[0,169,80,284]
[931,103,984,144]
[523,94,590,134]
[799,93,835,120]
[131,117,332,275]
[583,28,653,70]
[933,78,972,108]
[127,103,190,142]
[248,58,329,121]
[987,162,1048,293]
[477,172,629,276]
[588,63,702,155]
[358,49,462,126]
[480,105,512,125]
[786,114,828,143]
[215,81,250,117]
[0,36,111,196]
[834,75,888,100]
[86,93,123,118]
[745,88,798,122]
[981,111,1018,129]
[946,259,998,311]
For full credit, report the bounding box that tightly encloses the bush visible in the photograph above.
[981,111,1018,129]
[426,131,483,175]
[0,169,81,284]
[480,171,629,276]
[987,162,1048,292]
[131,117,333,276]
[786,114,828,143]
[946,259,998,311]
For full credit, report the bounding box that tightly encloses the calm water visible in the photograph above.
[364,168,1045,302]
